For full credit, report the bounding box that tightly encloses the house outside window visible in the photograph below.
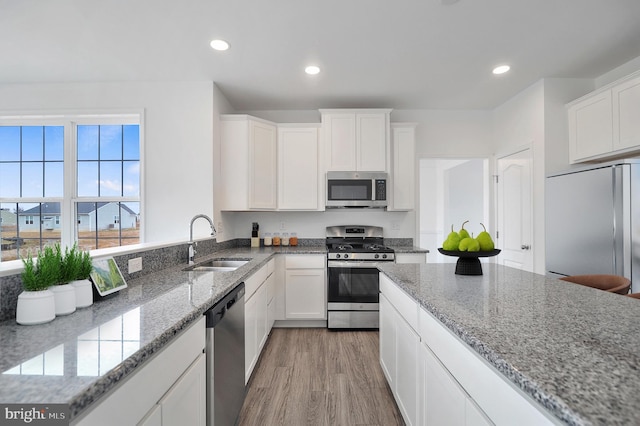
[0,114,142,262]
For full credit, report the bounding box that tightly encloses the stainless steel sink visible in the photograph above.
[183,258,250,272]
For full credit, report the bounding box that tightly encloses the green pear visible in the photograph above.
[476,223,495,251]
[442,225,461,251]
[458,220,471,240]
[467,233,480,252]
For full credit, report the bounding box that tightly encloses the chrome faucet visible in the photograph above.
[188,214,216,265]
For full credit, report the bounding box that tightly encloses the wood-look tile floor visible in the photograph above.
[238,328,405,426]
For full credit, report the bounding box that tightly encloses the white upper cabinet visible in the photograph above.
[321,109,391,172]
[613,73,640,151]
[277,125,322,210]
[568,91,613,162]
[220,115,277,210]
[389,123,416,211]
[568,71,640,163]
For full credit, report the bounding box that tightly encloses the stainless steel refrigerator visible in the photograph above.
[545,159,640,292]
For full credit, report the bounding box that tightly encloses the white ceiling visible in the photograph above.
[2,0,640,111]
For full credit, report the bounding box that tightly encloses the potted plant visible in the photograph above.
[50,244,76,316]
[71,246,94,308]
[16,248,57,325]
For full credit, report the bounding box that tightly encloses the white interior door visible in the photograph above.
[496,149,533,272]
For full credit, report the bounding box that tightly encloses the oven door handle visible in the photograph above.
[327,261,380,268]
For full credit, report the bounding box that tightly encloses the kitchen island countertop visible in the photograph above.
[378,262,640,426]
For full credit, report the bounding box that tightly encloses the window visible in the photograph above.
[0,115,142,262]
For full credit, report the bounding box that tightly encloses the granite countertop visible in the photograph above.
[0,245,324,421]
[378,262,640,426]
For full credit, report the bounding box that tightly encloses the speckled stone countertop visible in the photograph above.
[0,245,326,421]
[378,262,640,426]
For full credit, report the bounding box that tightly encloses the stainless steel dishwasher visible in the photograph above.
[205,282,245,426]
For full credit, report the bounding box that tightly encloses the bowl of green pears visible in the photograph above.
[438,221,500,275]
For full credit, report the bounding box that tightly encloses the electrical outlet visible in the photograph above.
[128,257,143,274]
[280,222,286,230]
[391,221,400,231]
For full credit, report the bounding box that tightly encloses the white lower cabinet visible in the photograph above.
[380,292,420,425]
[395,252,427,264]
[284,255,326,319]
[139,353,206,426]
[74,317,206,426]
[245,259,275,384]
[421,343,490,426]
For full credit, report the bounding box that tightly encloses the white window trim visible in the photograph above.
[0,109,145,262]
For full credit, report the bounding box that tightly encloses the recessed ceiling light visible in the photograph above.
[210,39,230,51]
[492,65,510,75]
[305,65,320,75]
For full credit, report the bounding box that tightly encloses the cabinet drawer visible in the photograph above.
[285,254,325,269]
[245,264,268,300]
[379,273,418,332]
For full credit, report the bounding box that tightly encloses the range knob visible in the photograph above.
[374,254,380,259]
[344,254,349,259]
[336,254,341,259]
[382,254,387,259]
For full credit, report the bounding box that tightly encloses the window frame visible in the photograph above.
[0,111,144,263]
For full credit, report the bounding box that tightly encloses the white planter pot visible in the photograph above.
[72,279,93,308]
[16,290,56,325]
[51,284,77,316]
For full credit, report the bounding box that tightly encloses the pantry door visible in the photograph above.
[496,148,533,272]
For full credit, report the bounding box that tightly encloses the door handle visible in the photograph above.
[521,244,531,250]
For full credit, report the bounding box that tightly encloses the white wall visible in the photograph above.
[0,81,215,244]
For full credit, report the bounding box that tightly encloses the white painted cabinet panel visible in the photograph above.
[323,113,357,171]
[613,74,640,151]
[321,109,391,172]
[244,261,275,384]
[389,124,416,211]
[395,252,427,264]
[284,255,326,320]
[568,90,613,162]
[568,71,640,163]
[357,113,388,172]
[379,286,420,426]
[219,115,277,210]
[278,126,321,210]
[158,353,206,426]
[249,119,277,209]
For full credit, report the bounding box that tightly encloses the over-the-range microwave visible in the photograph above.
[326,171,387,208]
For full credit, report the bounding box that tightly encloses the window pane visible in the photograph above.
[0,163,19,198]
[76,202,97,251]
[22,127,44,161]
[123,125,140,160]
[77,125,99,161]
[44,162,63,197]
[1,202,63,262]
[77,161,98,197]
[44,126,64,161]
[21,162,43,197]
[0,126,20,161]
[123,161,139,197]
[99,162,122,196]
[99,125,122,161]
[122,202,139,230]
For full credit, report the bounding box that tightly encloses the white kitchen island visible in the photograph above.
[378,262,640,425]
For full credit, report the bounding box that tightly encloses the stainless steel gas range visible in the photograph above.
[326,225,395,329]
